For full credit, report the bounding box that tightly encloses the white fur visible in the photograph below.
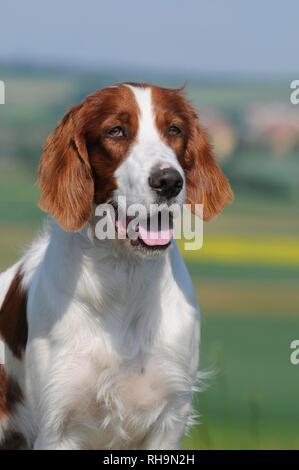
[0,85,200,450]
[115,86,185,212]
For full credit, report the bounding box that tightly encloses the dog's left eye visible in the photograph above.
[107,126,125,138]
[167,125,181,136]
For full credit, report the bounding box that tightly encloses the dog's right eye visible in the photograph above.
[167,125,182,136]
[107,126,125,138]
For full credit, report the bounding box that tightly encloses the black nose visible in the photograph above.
[148,167,183,199]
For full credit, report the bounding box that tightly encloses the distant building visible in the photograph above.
[245,103,299,156]
[200,109,237,163]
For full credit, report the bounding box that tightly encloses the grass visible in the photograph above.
[181,235,299,266]
[183,315,299,450]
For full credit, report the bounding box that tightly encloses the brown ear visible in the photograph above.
[184,124,233,220]
[38,106,94,231]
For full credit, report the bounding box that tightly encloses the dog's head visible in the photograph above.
[39,83,233,254]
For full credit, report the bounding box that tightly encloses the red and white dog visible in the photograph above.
[0,83,232,449]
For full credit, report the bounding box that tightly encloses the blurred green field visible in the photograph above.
[0,68,298,449]
[183,291,299,449]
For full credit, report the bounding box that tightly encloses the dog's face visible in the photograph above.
[39,83,233,255]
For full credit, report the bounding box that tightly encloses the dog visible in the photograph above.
[0,83,232,449]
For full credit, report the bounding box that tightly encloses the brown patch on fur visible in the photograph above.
[0,431,26,450]
[152,85,233,219]
[0,365,23,419]
[84,85,139,206]
[38,104,94,232]
[0,267,28,359]
[184,124,233,220]
[39,85,139,230]
[39,82,232,229]
[152,84,190,160]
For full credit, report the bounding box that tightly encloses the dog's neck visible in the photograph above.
[43,218,170,288]
[37,219,170,355]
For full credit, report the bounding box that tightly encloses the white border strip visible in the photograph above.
[0,80,5,104]
[0,339,5,365]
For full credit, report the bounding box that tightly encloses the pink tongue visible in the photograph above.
[138,219,173,246]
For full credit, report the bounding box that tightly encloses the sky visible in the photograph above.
[0,0,298,77]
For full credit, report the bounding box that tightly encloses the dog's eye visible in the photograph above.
[167,125,181,136]
[107,126,125,138]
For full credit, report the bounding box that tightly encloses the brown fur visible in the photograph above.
[0,431,26,450]
[0,365,23,419]
[39,86,139,231]
[38,105,94,232]
[39,83,233,230]
[184,124,233,219]
[0,267,28,360]
[152,85,233,219]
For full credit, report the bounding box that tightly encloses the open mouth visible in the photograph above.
[114,208,173,251]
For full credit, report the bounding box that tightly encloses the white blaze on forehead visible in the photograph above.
[125,85,161,142]
[114,84,185,209]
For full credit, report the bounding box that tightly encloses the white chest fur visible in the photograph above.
[25,228,199,449]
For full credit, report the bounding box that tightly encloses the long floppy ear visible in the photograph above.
[184,124,233,220]
[38,106,94,231]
